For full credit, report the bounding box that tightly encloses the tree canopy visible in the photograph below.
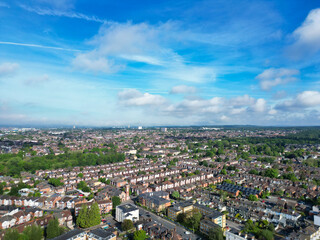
[46,219,64,239]
[133,230,147,240]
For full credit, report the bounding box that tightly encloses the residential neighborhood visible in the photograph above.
[1,127,320,239]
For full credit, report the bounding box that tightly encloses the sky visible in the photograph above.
[0,0,320,127]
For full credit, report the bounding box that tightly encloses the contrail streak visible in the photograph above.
[0,41,81,52]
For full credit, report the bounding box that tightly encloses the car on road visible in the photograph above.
[185,231,190,235]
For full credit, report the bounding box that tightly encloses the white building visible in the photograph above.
[18,188,35,197]
[116,204,139,222]
[161,128,167,132]
[315,214,320,226]
[226,230,255,240]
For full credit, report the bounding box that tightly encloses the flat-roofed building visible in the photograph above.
[116,204,139,222]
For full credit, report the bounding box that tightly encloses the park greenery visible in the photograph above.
[0,148,125,177]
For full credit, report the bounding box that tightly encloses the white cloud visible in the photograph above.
[276,91,320,111]
[118,89,166,106]
[170,85,197,94]
[118,89,271,121]
[162,94,270,119]
[250,98,267,113]
[296,91,320,107]
[230,108,246,115]
[272,90,287,100]
[287,8,320,59]
[256,68,299,90]
[220,115,230,121]
[72,52,122,73]
[72,22,216,82]
[25,74,49,85]
[230,94,255,106]
[268,109,277,115]
[0,62,19,76]
[166,66,215,83]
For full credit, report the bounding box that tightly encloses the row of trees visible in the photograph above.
[4,219,64,240]
[0,150,125,177]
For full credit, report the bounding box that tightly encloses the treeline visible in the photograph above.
[4,219,64,240]
[0,149,125,177]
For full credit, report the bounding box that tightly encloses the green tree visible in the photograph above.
[77,204,89,228]
[8,185,20,196]
[4,229,21,240]
[48,178,64,187]
[133,230,147,240]
[112,196,121,209]
[23,224,43,240]
[264,168,279,178]
[78,173,84,178]
[258,229,274,240]
[220,169,227,175]
[88,202,101,226]
[194,170,201,175]
[219,190,227,201]
[0,183,4,195]
[248,194,259,201]
[171,191,180,200]
[188,209,202,231]
[46,218,64,239]
[208,227,224,240]
[177,212,187,224]
[122,219,134,231]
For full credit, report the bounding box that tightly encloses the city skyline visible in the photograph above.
[1,0,320,126]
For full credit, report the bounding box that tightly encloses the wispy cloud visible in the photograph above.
[256,68,300,91]
[170,85,197,94]
[72,22,216,83]
[20,4,109,23]
[0,41,80,52]
[0,2,9,8]
[0,62,19,76]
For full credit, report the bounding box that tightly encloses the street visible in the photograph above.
[137,206,200,240]
[226,220,243,231]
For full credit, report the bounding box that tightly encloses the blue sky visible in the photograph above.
[0,0,320,126]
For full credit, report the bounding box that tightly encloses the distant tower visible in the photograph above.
[73,125,76,129]
[125,185,130,200]
[138,126,142,130]
[161,128,167,132]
